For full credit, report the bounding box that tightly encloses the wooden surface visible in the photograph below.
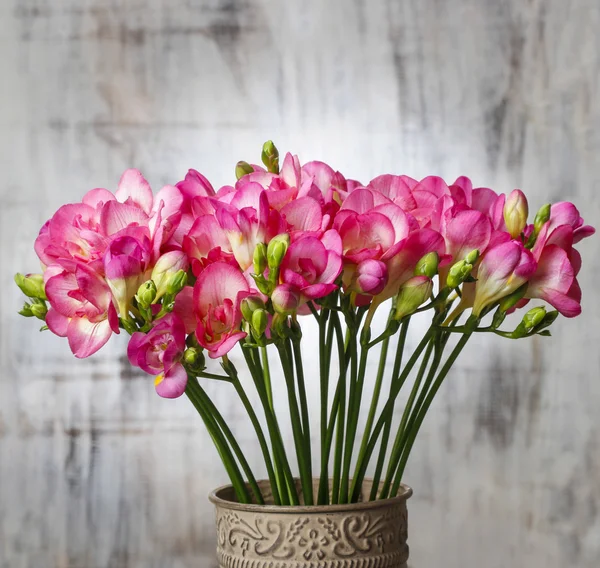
[1,1,599,567]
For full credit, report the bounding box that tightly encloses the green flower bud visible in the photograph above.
[253,242,268,275]
[240,296,267,322]
[267,234,290,271]
[497,282,528,313]
[251,309,269,338]
[30,301,48,320]
[414,252,439,278]
[251,274,273,296]
[166,270,188,296]
[491,308,506,330]
[394,276,433,320]
[533,203,551,234]
[465,249,480,265]
[15,273,47,300]
[261,140,280,173]
[535,310,559,332]
[446,260,473,289]
[523,306,546,330]
[18,303,34,317]
[235,160,254,180]
[183,347,205,372]
[136,280,157,309]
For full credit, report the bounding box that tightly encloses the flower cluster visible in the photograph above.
[17,142,594,400]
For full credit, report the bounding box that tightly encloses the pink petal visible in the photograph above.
[301,161,335,193]
[443,209,492,261]
[67,317,113,358]
[280,153,301,188]
[203,330,248,359]
[302,282,338,299]
[281,196,323,232]
[46,308,69,337]
[172,287,197,334]
[101,200,149,236]
[82,188,116,208]
[115,169,153,215]
[193,262,249,319]
[155,363,189,399]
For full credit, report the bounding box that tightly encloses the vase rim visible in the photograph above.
[209,477,413,513]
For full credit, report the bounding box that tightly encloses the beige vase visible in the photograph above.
[209,478,413,568]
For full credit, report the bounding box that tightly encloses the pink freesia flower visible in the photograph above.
[193,262,250,358]
[472,240,537,316]
[523,202,594,317]
[271,284,301,314]
[525,245,581,317]
[127,314,188,398]
[215,183,286,271]
[44,261,120,358]
[151,250,190,300]
[103,226,153,319]
[355,259,388,296]
[34,203,107,268]
[172,286,197,333]
[279,231,343,303]
[377,229,446,302]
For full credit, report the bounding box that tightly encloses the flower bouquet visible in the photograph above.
[16,142,594,566]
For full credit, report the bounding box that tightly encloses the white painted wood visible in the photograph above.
[1,1,599,567]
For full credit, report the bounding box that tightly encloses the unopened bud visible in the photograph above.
[394,276,432,320]
[523,306,546,330]
[267,234,290,271]
[152,251,189,300]
[261,140,280,173]
[166,269,188,296]
[183,347,205,373]
[446,260,473,289]
[533,203,551,234]
[235,160,254,180]
[271,284,300,315]
[465,249,480,265]
[240,295,266,322]
[497,282,528,313]
[251,309,269,338]
[356,259,387,295]
[29,299,48,320]
[536,310,559,331]
[253,242,268,275]
[18,302,34,317]
[15,273,47,300]
[136,280,157,309]
[503,190,529,238]
[414,252,439,278]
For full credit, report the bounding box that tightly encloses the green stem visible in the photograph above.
[241,344,298,505]
[290,336,313,493]
[379,335,438,499]
[223,360,281,505]
[330,313,349,504]
[185,379,251,504]
[318,309,335,505]
[390,332,473,496]
[190,378,264,504]
[277,342,314,505]
[353,307,396,490]
[370,319,410,500]
[349,327,435,502]
[260,346,274,410]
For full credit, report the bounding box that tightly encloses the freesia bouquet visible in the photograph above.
[16,142,594,507]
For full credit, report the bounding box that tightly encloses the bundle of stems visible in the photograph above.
[184,291,479,506]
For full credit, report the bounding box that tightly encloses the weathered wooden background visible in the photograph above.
[1,1,599,567]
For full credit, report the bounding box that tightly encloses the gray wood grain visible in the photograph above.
[1,1,599,567]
